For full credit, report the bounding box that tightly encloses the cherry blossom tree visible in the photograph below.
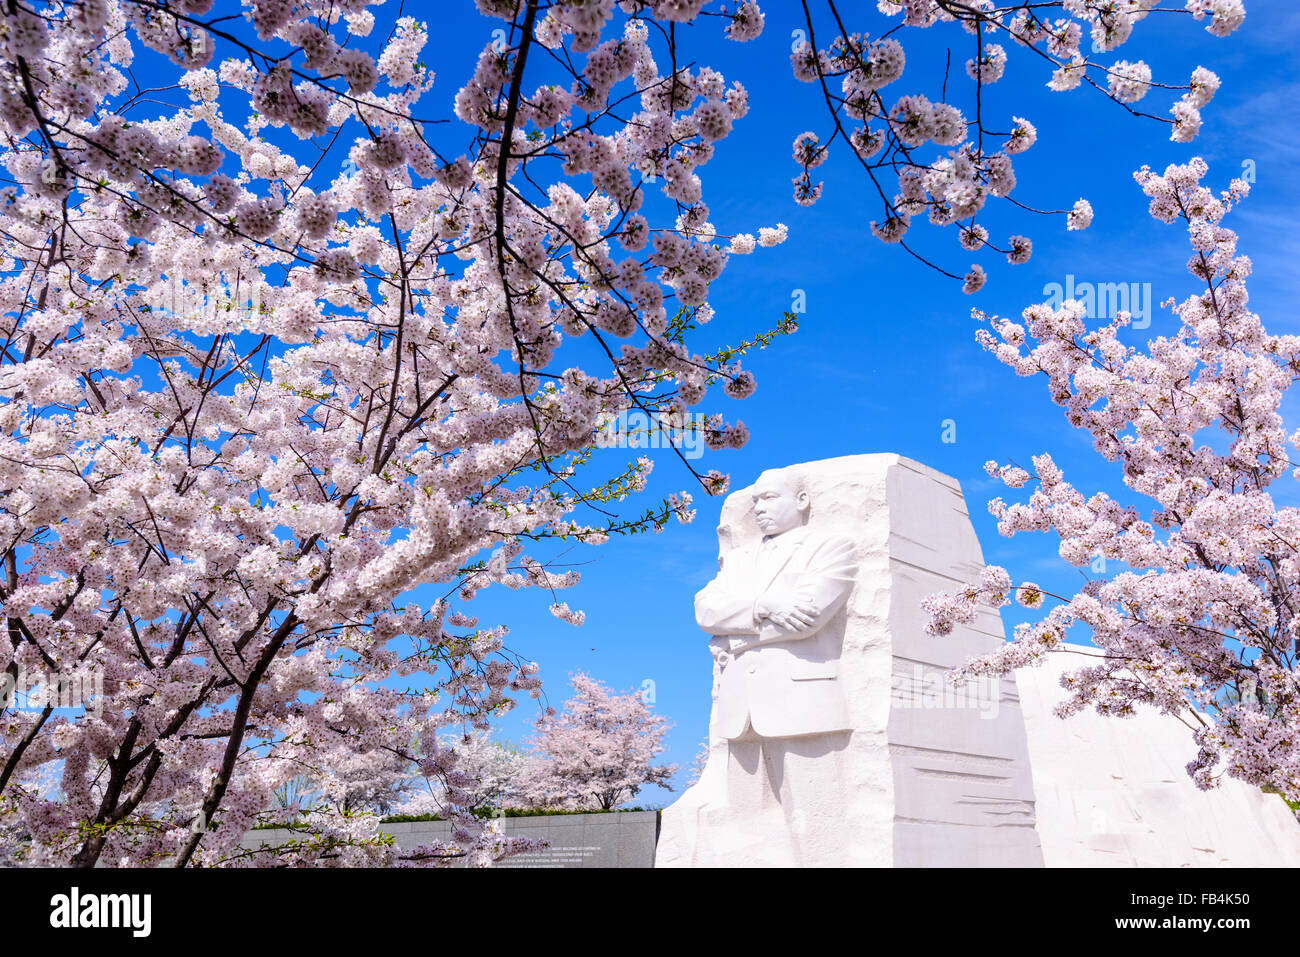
[922,158,1300,808]
[397,728,528,814]
[684,735,709,786]
[0,0,786,867]
[517,672,675,810]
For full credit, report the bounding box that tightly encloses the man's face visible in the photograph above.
[752,475,805,536]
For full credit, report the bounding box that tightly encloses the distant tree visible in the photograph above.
[271,754,415,819]
[519,674,676,811]
[686,737,711,787]
[272,776,322,814]
[425,729,529,814]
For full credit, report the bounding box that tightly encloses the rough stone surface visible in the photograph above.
[1018,654,1300,867]
[656,453,1043,867]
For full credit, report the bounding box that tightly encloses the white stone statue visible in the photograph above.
[684,471,859,866]
[696,471,857,740]
[657,454,1044,867]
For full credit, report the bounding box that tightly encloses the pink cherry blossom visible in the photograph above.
[515,673,675,811]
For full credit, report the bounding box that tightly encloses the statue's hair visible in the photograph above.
[753,468,809,507]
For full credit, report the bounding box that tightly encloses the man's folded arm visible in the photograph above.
[694,555,760,636]
[758,535,858,639]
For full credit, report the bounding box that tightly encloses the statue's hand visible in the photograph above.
[756,594,820,632]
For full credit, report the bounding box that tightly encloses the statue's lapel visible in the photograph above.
[757,525,810,590]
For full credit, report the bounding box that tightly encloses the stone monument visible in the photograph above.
[656,453,1043,867]
[656,453,1300,867]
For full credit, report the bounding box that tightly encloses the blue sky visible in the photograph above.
[416,1,1300,801]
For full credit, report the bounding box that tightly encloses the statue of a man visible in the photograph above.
[684,470,859,864]
[695,471,857,740]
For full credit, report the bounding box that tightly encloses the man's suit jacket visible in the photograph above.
[694,525,857,739]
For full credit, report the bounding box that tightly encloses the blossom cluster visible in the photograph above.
[788,0,1244,287]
